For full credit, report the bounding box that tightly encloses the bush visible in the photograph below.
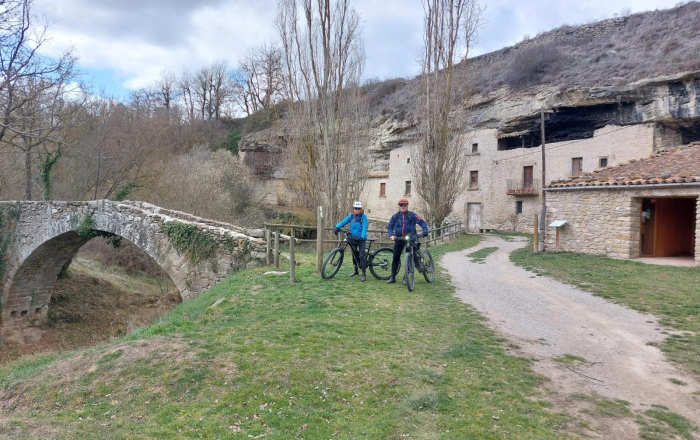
[216,130,242,155]
[156,147,265,228]
[273,211,317,239]
[79,237,166,277]
[503,43,566,90]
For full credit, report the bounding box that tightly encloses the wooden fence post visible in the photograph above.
[274,231,280,268]
[265,227,271,266]
[533,214,539,253]
[316,205,323,273]
[290,227,296,283]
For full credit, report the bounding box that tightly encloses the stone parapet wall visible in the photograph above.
[545,187,700,264]
[0,200,266,343]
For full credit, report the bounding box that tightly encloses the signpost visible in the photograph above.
[549,220,567,252]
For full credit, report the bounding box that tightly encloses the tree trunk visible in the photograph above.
[25,148,32,200]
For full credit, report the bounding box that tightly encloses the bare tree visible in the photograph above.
[231,43,284,116]
[190,61,231,121]
[179,70,196,122]
[0,0,79,199]
[275,0,370,221]
[412,0,483,227]
[153,69,178,112]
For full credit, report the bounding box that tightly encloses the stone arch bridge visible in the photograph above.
[0,200,266,343]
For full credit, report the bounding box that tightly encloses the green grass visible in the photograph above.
[0,233,574,439]
[571,394,633,419]
[467,247,498,263]
[553,354,587,365]
[639,406,699,439]
[510,243,700,377]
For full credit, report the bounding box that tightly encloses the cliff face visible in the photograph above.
[240,2,700,175]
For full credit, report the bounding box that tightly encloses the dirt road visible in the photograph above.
[442,235,700,438]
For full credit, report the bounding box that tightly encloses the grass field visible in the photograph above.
[510,244,700,378]
[0,234,574,439]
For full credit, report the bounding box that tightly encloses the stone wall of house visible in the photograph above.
[545,187,700,264]
[362,124,657,232]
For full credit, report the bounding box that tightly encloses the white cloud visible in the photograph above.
[33,0,687,93]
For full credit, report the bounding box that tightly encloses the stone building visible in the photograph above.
[239,5,700,231]
[361,123,663,231]
[544,144,700,265]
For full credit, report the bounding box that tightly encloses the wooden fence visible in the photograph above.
[262,207,463,283]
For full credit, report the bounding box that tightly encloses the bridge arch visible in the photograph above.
[0,200,265,343]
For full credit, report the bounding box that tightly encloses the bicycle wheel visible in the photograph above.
[421,249,435,283]
[368,247,394,280]
[405,251,415,292]
[321,248,344,279]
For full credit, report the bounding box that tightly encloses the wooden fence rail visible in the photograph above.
[263,210,463,281]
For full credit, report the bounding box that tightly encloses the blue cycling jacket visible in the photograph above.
[336,212,368,240]
[387,211,429,237]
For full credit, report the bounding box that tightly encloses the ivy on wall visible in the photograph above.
[160,221,219,264]
[0,203,21,284]
[75,212,122,247]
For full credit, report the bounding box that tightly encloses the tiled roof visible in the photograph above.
[546,143,700,189]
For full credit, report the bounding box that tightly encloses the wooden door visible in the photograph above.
[572,158,583,177]
[523,166,533,189]
[467,203,482,232]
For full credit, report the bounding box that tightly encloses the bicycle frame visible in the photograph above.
[401,235,423,269]
[321,229,394,280]
[335,229,373,265]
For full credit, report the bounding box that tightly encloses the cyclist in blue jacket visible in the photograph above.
[386,198,429,284]
[334,201,369,281]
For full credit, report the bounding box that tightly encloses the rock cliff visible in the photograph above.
[240,2,700,175]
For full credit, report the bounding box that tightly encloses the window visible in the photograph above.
[516,201,523,214]
[471,143,478,154]
[405,181,411,195]
[599,157,608,168]
[469,171,478,189]
[572,157,583,177]
[379,182,386,197]
[407,157,411,164]
[523,166,534,189]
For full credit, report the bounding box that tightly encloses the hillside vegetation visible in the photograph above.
[365,2,700,120]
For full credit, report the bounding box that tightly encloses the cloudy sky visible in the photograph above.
[34,0,682,98]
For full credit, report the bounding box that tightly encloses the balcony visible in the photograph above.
[507,179,540,196]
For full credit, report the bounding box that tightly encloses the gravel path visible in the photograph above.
[442,235,700,437]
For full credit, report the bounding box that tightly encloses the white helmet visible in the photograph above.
[352,201,363,209]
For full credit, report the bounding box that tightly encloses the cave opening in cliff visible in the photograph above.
[497,102,641,151]
[678,121,700,144]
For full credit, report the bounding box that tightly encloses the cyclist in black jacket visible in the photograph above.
[386,198,429,284]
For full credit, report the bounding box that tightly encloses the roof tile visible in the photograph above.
[547,143,700,188]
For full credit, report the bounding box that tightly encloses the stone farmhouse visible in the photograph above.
[240,4,700,254]
[545,144,700,265]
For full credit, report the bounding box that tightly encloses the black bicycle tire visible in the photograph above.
[321,248,344,279]
[368,247,394,280]
[422,249,435,283]
[405,250,415,292]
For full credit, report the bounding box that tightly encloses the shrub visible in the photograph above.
[503,43,566,90]
[273,211,317,239]
[79,237,166,277]
[157,147,265,227]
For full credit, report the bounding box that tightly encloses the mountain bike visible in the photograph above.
[401,234,435,292]
[321,229,395,280]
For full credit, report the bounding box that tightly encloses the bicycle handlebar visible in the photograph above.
[399,234,425,242]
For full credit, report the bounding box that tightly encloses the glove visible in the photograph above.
[333,227,340,235]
